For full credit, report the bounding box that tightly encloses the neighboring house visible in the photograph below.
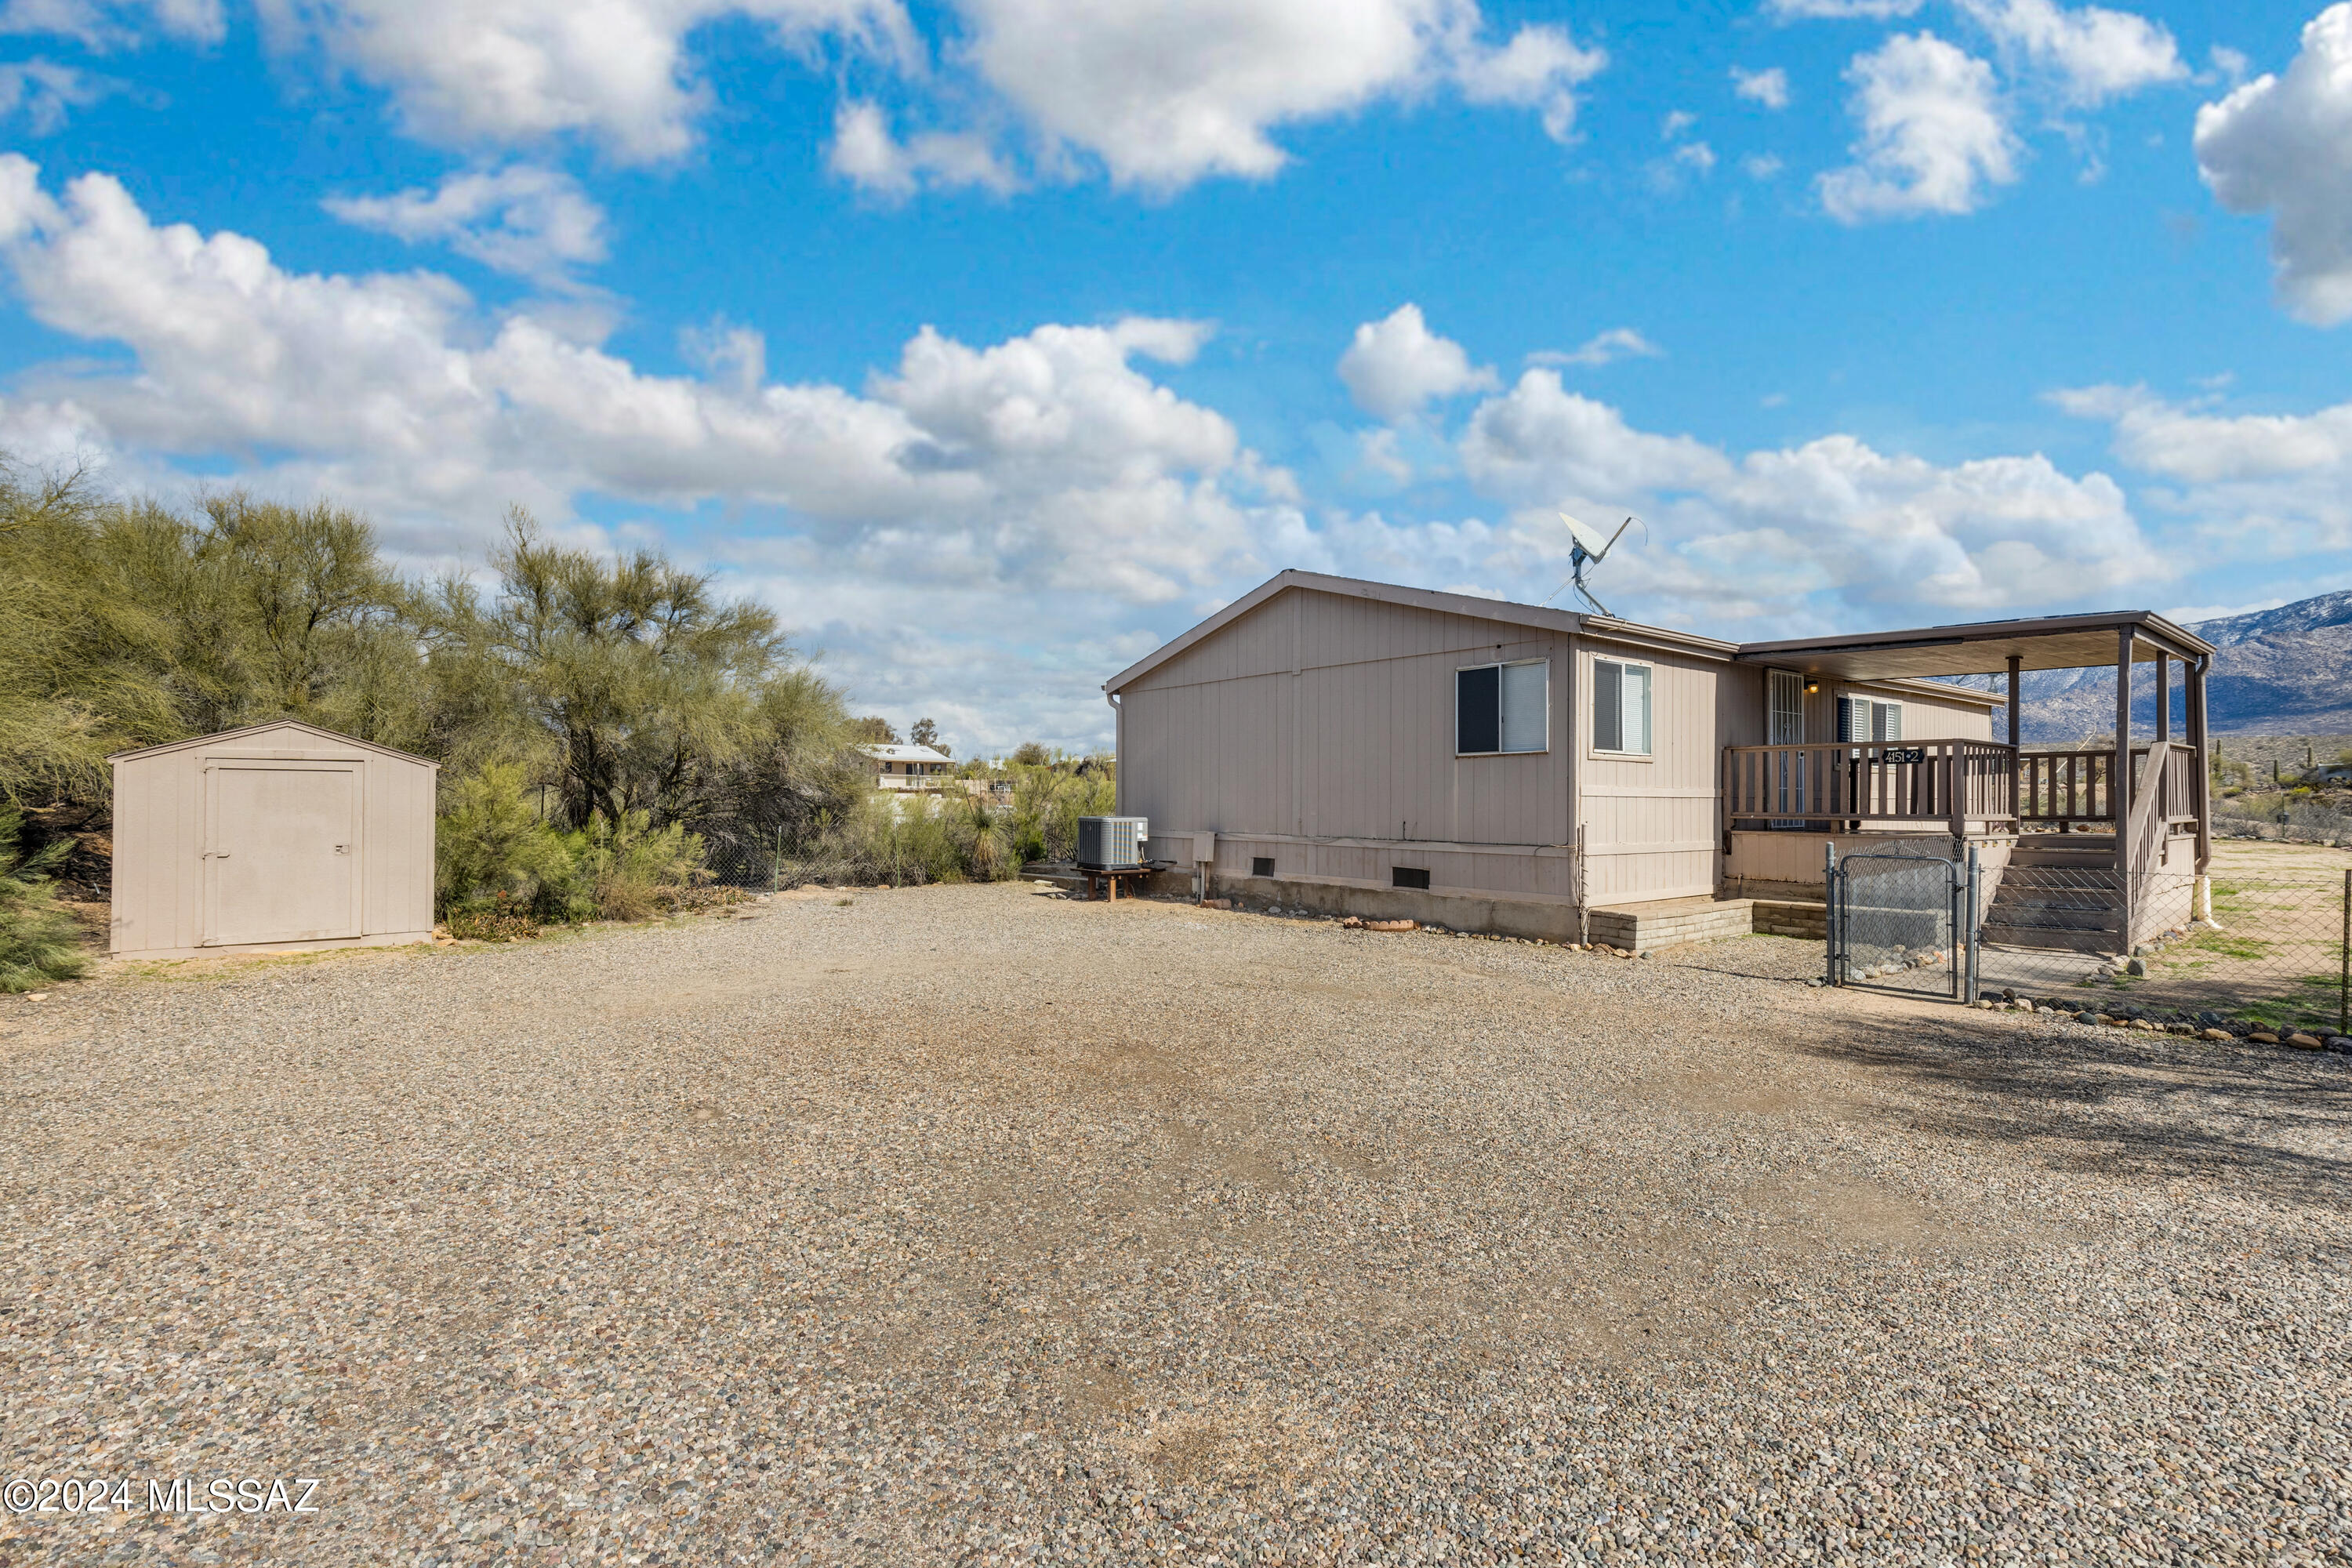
[1106,570,2215,951]
[862,743,956,789]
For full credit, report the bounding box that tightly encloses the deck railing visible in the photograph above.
[2018,749,2113,824]
[2016,744,2201,829]
[1724,740,2018,832]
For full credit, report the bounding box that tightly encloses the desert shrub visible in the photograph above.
[949,794,1017,881]
[1007,758,1117,864]
[569,809,708,920]
[770,793,1021,887]
[435,762,583,920]
[0,811,90,991]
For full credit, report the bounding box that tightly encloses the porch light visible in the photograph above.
[1803,678,1820,695]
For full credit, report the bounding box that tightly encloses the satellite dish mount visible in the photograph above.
[1545,513,1645,618]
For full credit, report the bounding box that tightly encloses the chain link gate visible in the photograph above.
[1828,847,1979,1001]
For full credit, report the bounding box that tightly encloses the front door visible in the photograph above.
[204,764,362,946]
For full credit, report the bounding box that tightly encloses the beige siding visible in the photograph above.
[110,722,437,960]
[1874,684,1994,741]
[1764,675,1994,745]
[1118,587,1732,908]
[1577,637,1735,903]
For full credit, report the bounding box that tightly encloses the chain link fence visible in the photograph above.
[696,794,1033,892]
[1830,846,1964,1000]
[1975,839,2349,1040]
[1945,837,2349,1042]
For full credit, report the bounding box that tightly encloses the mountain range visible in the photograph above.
[2008,589,2352,743]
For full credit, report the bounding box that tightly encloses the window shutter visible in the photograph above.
[1836,695,1861,743]
[1457,665,1501,753]
[1593,659,1624,753]
[1499,662,1548,753]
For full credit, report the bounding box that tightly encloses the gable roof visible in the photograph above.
[108,720,440,768]
[1103,570,1739,692]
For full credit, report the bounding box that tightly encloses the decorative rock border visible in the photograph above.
[1969,987,2352,1054]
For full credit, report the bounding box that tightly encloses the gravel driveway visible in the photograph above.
[3,883,2348,1565]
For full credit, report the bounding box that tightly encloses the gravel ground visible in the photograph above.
[3,882,2349,1566]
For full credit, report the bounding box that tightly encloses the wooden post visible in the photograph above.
[2114,627,2134,953]
[2189,654,2211,875]
[2006,652,2022,823]
[2154,651,2171,742]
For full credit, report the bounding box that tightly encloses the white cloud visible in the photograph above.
[1458,370,2161,620]
[826,100,1018,198]
[2055,381,2352,552]
[1661,108,1697,139]
[1527,328,1664,368]
[0,0,220,47]
[959,0,1603,189]
[1958,0,2183,107]
[1731,66,1791,109]
[1355,426,1413,485]
[1768,0,1922,19]
[0,155,1293,608]
[1450,16,1607,142]
[31,0,1606,198]
[1744,152,1786,180]
[0,58,107,132]
[2194,4,2352,326]
[1460,371,1731,499]
[1819,32,2018,222]
[1338,303,1499,423]
[323,165,607,286]
[252,0,914,163]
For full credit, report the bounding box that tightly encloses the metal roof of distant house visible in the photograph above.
[859,743,953,764]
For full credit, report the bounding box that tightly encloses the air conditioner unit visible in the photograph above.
[1076,815,1148,871]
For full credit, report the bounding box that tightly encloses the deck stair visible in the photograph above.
[1978,833,2125,955]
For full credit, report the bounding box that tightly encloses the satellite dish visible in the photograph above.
[1541,512,1646,618]
[1560,513,1615,558]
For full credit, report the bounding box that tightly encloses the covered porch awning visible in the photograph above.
[1734,608,2213,681]
[1722,608,2220,891]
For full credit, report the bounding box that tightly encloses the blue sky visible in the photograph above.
[1,0,2349,754]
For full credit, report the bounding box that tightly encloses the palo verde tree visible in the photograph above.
[419,511,852,834]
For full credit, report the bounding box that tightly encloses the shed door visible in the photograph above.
[204,764,362,946]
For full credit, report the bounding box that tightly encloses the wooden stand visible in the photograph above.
[1080,866,1162,901]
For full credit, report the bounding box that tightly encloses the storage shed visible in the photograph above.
[108,720,438,960]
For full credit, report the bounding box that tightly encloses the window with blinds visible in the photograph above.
[1592,658,1653,755]
[1837,695,1904,742]
[1455,659,1548,755]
